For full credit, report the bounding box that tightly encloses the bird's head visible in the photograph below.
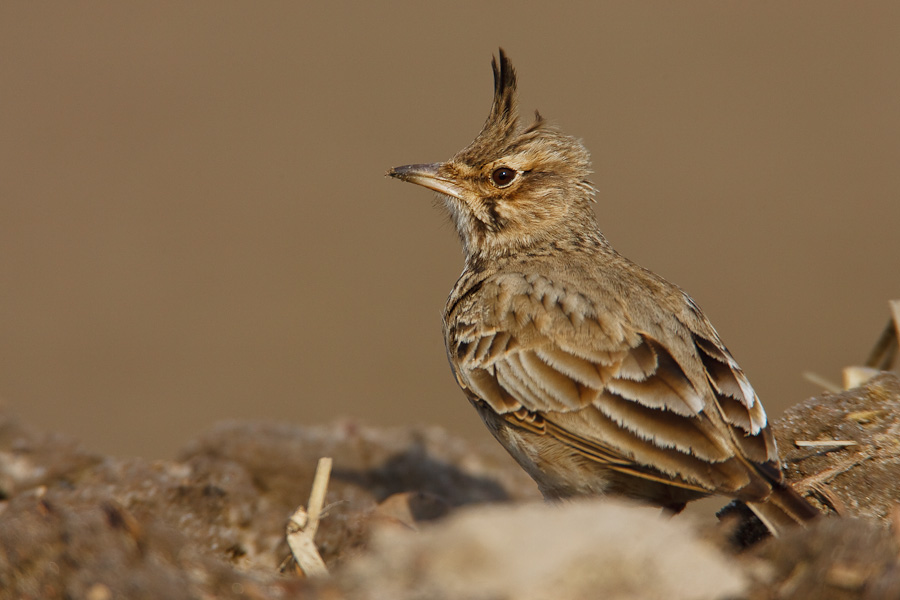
[389,50,599,262]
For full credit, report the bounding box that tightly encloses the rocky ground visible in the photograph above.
[1,373,899,600]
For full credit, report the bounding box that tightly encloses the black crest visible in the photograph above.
[456,49,522,162]
[484,49,519,140]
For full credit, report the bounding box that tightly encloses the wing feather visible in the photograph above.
[495,358,549,410]
[691,333,775,462]
[534,346,606,388]
[448,274,776,498]
[519,350,583,409]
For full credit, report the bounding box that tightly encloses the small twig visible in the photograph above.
[794,449,877,492]
[305,456,332,541]
[802,371,841,393]
[794,440,858,448]
[842,366,882,390]
[318,499,348,520]
[285,457,333,578]
[865,300,900,370]
[805,300,899,393]
[806,483,846,516]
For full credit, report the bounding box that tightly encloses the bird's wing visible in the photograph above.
[448,273,779,493]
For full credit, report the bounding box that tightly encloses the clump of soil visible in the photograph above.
[1,373,899,599]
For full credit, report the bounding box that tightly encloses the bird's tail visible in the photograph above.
[746,481,820,537]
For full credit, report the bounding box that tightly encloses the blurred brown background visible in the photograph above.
[1,3,898,459]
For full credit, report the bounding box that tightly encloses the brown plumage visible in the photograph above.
[388,49,818,535]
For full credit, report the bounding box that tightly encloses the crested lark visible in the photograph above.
[388,50,818,534]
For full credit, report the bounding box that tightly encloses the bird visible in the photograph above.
[387,49,819,535]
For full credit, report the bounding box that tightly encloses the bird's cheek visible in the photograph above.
[501,200,541,227]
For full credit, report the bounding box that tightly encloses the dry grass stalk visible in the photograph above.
[794,440,858,448]
[285,456,333,578]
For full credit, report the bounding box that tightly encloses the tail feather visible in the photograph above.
[746,482,820,537]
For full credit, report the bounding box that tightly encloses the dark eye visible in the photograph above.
[490,167,517,188]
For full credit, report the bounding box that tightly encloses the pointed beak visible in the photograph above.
[387,163,464,200]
